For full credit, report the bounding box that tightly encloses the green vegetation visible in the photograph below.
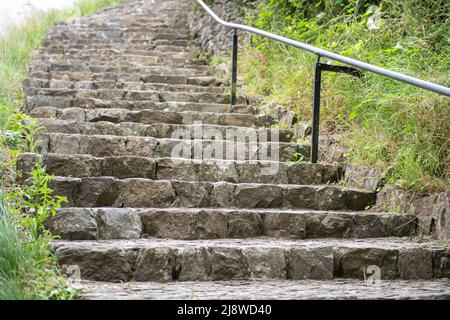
[0,100,75,300]
[239,0,449,191]
[0,0,123,300]
[1,0,123,105]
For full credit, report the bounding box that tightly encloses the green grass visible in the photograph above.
[0,210,77,300]
[239,0,449,192]
[0,0,123,300]
[0,0,123,106]
[0,208,28,300]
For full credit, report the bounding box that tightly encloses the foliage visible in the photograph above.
[0,111,73,299]
[7,164,68,240]
[240,0,449,191]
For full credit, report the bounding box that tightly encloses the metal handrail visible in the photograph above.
[195,0,450,162]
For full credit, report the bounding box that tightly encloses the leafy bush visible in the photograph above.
[240,0,449,191]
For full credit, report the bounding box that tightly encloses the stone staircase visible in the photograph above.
[21,0,449,299]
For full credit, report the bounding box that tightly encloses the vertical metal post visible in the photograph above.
[311,56,322,163]
[231,28,238,105]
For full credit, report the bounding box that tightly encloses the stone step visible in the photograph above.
[29,71,223,86]
[31,55,212,70]
[20,153,339,183]
[39,40,192,50]
[28,98,252,113]
[54,238,449,282]
[130,39,191,47]
[45,34,191,44]
[42,38,189,47]
[50,25,188,32]
[35,51,205,66]
[40,133,303,161]
[42,43,195,53]
[24,79,227,94]
[41,38,192,47]
[47,27,191,38]
[35,119,294,142]
[49,177,374,210]
[45,25,185,32]
[25,88,247,105]
[48,207,414,241]
[31,53,203,68]
[50,16,185,26]
[30,64,212,77]
[43,48,198,62]
[71,279,450,300]
[41,44,167,52]
[31,108,270,127]
[43,31,192,43]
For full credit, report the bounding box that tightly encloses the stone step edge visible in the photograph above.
[40,133,302,150]
[25,88,237,100]
[26,89,245,103]
[34,119,294,135]
[22,153,321,166]
[71,279,450,300]
[27,72,226,86]
[26,96,251,109]
[30,108,261,119]
[24,78,228,91]
[19,153,338,184]
[39,133,306,162]
[48,207,416,241]
[53,237,450,281]
[49,176,360,191]
[48,176,374,211]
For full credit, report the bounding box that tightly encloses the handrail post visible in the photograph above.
[311,56,322,163]
[231,28,238,105]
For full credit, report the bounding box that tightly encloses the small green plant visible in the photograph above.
[7,163,67,240]
[289,152,308,163]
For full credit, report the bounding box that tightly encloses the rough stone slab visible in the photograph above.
[34,119,294,142]
[41,133,307,161]
[25,77,229,94]
[49,208,416,241]
[54,238,450,282]
[30,105,268,126]
[49,177,375,210]
[23,77,228,94]
[27,91,251,112]
[42,64,211,76]
[29,70,223,85]
[19,153,340,184]
[72,279,450,300]
[29,87,247,105]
